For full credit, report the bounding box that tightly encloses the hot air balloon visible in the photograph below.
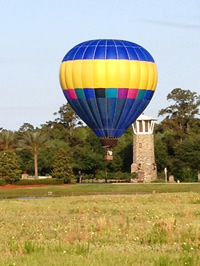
[59,39,158,156]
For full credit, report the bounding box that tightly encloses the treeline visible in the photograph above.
[155,88,200,181]
[0,88,200,184]
[0,103,133,184]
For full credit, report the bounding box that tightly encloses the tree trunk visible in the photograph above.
[34,150,38,179]
[105,168,108,183]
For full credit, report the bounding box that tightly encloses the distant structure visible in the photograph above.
[131,114,157,182]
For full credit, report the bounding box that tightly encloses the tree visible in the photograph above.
[52,148,73,183]
[17,131,49,178]
[158,88,200,141]
[154,130,174,174]
[112,126,133,173]
[18,123,34,132]
[0,151,21,183]
[17,149,34,176]
[53,103,83,136]
[71,127,105,175]
[0,130,15,151]
[175,134,200,173]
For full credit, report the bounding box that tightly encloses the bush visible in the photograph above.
[121,172,131,181]
[115,171,122,180]
[0,179,6,186]
[83,174,94,180]
[0,151,21,184]
[107,172,115,179]
[15,178,65,186]
[96,170,105,179]
[70,178,76,184]
[131,172,138,179]
[52,148,74,183]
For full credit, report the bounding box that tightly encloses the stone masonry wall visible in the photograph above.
[131,134,157,182]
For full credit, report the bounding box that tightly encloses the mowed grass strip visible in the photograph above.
[0,183,200,198]
[0,192,200,265]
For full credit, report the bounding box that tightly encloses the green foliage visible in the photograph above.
[116,126,133,172]
[15,178,64,185]
[54,103,83,129]
[175,134,200,171]
[0,151,21,183]
[17,150,34,175]
[172,167,197,183]
[95,170,105,180]
[0,89,199,183]
[0,130,16,151]
[107,172,115,179]
[38,148,54,176]
[114,171,130,181]
[106,126,133,174]
[17,130,49,152]
[159,88,200,118]
[131,172,138,179]
[52,148,73,183]
[121,172,131,181]
[17,130,49,178]
[0,179,6,186]
[158,88,200,141]
[155,88,200,178]
[154,130,174,171]
[24,241,44,254]
[18,123,34,132]
[71,128,105,174]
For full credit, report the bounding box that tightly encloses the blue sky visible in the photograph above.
[0,0,200,130]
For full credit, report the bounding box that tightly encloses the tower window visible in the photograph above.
[145,121,148,132]
[139,121,143,132]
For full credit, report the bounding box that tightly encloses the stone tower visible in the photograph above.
[131,114,157,182]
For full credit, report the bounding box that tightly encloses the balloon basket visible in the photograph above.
[100,138,118,148]
[104,154,113,161]
[104,147,114,161]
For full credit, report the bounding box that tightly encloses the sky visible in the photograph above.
[0,0,200,131]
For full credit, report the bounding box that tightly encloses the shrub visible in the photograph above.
[0,179,6,186]
[83,173,94,180]
[70,178,76,184]
[131,172,138,179]
[107,172,115,179]
[96,170,105,180]
[0,151,21,183]
[15,178,64,186]
[52,148,73,183]
[116,171,122,180]
[121,172,131,181]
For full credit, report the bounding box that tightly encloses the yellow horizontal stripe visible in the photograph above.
[60,60,157,90]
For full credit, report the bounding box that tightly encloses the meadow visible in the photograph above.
[0,187,200,265]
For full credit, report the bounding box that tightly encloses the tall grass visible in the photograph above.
[0,192,200,265]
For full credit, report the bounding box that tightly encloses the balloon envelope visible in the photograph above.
[59,39,157,147]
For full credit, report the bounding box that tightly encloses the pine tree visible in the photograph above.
[52,148,73,183]
[0,151,21,183]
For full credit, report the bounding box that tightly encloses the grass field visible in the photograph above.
[0,183,200,198]
[0,187,200,265]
